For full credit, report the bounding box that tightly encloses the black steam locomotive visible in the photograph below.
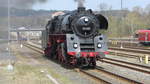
[42,7,108,68]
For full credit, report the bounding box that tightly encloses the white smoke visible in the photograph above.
[74,0,85,7]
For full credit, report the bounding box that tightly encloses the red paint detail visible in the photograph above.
[57,40,64,43]
[57,40,60,43]
[95,52,99,55]
[104,51,109,54]
[81,52,87,57]
[137,30,150,33]
[81,52,98,57]
[67,52,76,56]
[89,52,95,57]
[67,51,109,57]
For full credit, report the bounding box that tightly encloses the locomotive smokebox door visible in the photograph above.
[94,35,108,58]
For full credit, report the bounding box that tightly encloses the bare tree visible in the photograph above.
[145,4,150,14]
[99,3,108,11]
[132,6,144,14]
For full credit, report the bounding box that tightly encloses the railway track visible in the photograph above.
[76,68,142,84]
[108,39,150,51]
[109,47,150,54]
[23,43,43,54]
[108,50,140,58]
[95,67,142,84]
[24,42,146,84]
[108,47,150,61]
[120,46,150,51]
[75,69,111,84]
[100,58,150,74]
[108,50,150,60]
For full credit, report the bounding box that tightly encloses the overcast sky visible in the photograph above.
[32,0,150,10]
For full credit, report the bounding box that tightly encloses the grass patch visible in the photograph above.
[10,44,75,84]
[46,67,75,84]
[12,63,53,84]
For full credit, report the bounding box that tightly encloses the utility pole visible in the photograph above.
[121,0,123,10]
[7,0,14,71]
[8,0,11,57]
[120,0,123,48]
[8,0,10,42]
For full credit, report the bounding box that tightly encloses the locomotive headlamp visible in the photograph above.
[73,43,78,49]
[80,16,89,23]
[97,43,102,48]
[84,18,89,22]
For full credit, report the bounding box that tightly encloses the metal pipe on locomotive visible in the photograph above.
[42,7,108,68]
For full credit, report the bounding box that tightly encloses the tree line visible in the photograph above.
[99,4,150,38]
[1,5,150,38]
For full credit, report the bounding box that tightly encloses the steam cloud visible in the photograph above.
[74,0,85,7]
[0,0,47,9]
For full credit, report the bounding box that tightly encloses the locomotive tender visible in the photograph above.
[42,7,108,68]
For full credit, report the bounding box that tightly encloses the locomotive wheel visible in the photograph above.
[91,61,96,68]
[76,57,89,68]
[44,48,48,57]
[44,46,54,59]
[88,58,96,68]
[51,44,58,60]
[57,43,66,64]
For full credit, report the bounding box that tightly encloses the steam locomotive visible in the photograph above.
[42,7,108,68]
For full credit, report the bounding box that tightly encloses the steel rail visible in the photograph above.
[95,67,142,84]
[99,59,150,74]
[109,47,150,54]
[105,57,150,69]
[75,69,111,84]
